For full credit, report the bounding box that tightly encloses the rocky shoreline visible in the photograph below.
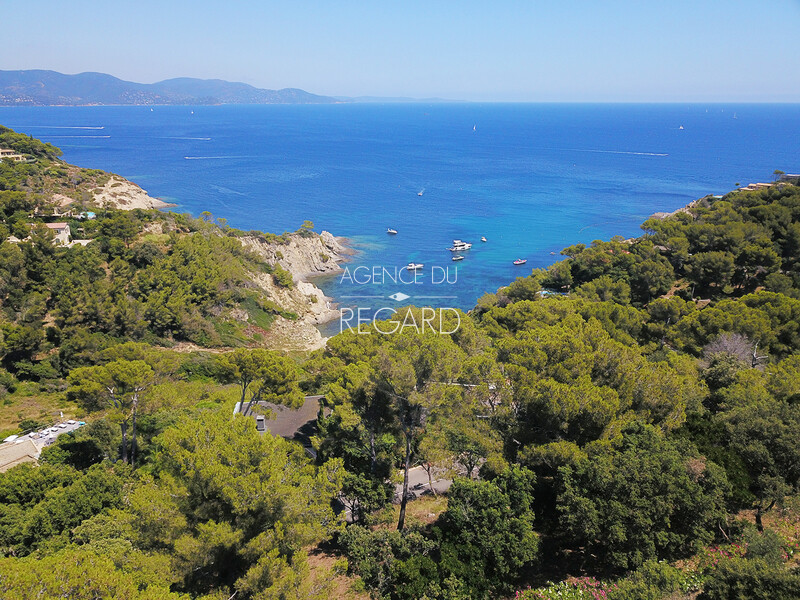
[649,180,785,222]
[649,197,705,220]
[240,230,351,351]
[86,175,349,351]
[92,175,176,210]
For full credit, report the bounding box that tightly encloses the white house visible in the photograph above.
[45,222,71,245]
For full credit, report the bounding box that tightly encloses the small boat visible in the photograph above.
[473,124,476,132]
[452,255,465,261]
[481,236,487,242]
[513,259,527,265]
[406,262,424,271]
[387,228,398,235]
[418,189,424,196]
[679,125,684,130]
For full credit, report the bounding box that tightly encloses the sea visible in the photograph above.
[2,103,799,331]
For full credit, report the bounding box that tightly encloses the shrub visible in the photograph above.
[0,368,18,394]
[339,526,437,599]
[699,558,800,600]
[272,264,294,288]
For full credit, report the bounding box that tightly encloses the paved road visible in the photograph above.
[395,465,452,500]
[337,466,452,522]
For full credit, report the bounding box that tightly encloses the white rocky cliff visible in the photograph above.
[240,231,349,351]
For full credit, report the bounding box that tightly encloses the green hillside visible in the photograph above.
[1,128,799,599]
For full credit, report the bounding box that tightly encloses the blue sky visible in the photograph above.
[4,0,800,101]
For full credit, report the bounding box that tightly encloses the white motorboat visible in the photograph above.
[387,228,398,234]
[449,241,472,251]
[452,255,465,261]
[406,262,424,271]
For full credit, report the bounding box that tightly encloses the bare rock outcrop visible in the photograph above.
[93,175,175,210]
[240,231,350,351]
[240,231,346,280]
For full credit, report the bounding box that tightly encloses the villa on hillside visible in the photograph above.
[779,173,800,184]
[10,222,90,247]
[45,222,71,245]
[234,395,328,456]
[0,148,26,162]
[739,182,774,191]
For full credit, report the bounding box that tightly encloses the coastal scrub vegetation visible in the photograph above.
[0,205,305,350]
[305,180,800,599]
[1,129,800,599]
[0,125,62,160]
[0,127,327,386]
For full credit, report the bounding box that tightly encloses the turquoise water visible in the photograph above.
[2,103,799,316]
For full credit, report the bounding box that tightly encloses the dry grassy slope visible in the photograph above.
[20,156,172,211]
[0,383,79,438]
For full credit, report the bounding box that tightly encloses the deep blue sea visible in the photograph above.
[2,103,799,325]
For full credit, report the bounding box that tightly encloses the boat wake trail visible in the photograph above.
[210,184,246,196]
[43,135,111,138]
[184,156,248,160]
[20,126,105,130]
[563,148,669,157]
[164,137,212,141]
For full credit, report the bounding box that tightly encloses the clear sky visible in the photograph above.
[4,0,800,101]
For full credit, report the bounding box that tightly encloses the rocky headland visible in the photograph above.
[240,231,350,351]
[92,175,175,210]
[57,172,347,352]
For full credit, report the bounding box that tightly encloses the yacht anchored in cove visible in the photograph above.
[448,239,472,251]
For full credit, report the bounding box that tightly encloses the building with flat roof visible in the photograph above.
[0,148,25,162]
[739,182,773,191]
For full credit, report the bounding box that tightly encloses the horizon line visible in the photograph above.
[2,100,800,107]
[2,69,798,105]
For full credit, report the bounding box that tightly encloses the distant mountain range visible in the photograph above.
[0,70,339,106]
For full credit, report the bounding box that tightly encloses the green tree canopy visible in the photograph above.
[555,423,729,572]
